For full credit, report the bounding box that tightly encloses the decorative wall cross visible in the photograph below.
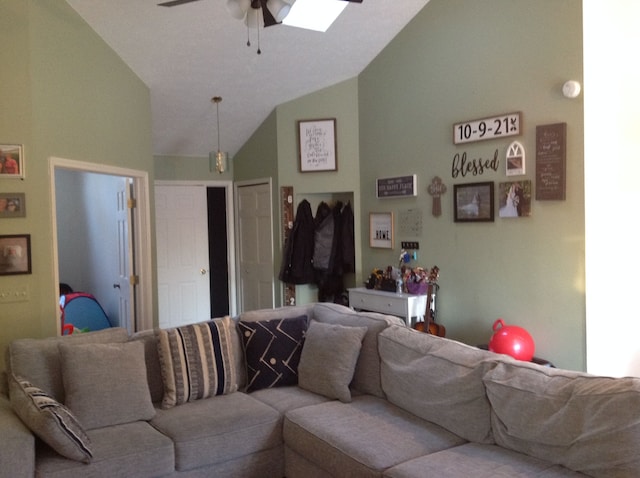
[427,176,447,217]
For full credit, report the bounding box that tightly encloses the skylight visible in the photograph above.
[283,0,348,33]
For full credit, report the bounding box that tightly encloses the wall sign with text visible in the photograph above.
[453,112,521,145]
[376,175,417,198]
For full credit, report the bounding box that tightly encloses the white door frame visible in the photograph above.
[49,157,154,333]
[234,178,274,313]
[154,180,237,317]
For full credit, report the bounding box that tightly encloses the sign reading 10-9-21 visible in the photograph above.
[453,112,521,145]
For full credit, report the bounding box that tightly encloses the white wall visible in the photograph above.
[584,0,640,376]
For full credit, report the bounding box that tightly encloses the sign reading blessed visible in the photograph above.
[453,112,521,145]
[298,118,337,172]
[535,123,567,200]
[376,175,417,198]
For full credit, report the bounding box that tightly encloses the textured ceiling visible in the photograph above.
[65,0,430,157]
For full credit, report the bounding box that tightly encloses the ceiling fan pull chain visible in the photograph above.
[256,9,262,54]
[246,22,251,47]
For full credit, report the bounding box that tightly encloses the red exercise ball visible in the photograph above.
[488,319,535,362]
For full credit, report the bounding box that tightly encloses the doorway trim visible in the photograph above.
[49,157,154,333]
[154,180,237,317]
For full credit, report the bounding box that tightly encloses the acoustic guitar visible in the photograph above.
[413,280,445,337]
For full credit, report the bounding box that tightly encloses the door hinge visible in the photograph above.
[129,275,139,286]
[127,198,137,209]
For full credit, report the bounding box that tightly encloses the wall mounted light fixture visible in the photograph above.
[562,80,581,99]
[210,96,229,174]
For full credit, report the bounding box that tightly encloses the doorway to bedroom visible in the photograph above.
[50,157,153,334]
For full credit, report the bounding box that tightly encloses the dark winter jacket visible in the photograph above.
[279,199,315,284]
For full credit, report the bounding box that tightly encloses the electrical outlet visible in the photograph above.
[401,241,420,250]
[0,285,29,303]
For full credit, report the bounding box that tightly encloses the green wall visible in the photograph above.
[358,0,584,370]
[0,0,152,370]
[232,0,584,369]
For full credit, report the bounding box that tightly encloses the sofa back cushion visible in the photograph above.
[59,341,155,429]
[379,325,495,444]
[7,328,129,402]
[312,302,404,398]
[129,330,165,404]
[484,359,640,477]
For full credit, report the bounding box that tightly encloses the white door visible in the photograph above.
[115,178,134,333]
[237,182,274,312]
[155,185,210,328]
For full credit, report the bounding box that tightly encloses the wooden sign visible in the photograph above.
[453,112,521,145]
[535,123,566,200]
[376,175,417,198]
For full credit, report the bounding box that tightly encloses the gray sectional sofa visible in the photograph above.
[1,302,639,477]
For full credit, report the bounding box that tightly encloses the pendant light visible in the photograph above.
[210,96,228,174]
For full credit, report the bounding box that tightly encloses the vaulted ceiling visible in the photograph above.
[65,0,430,157]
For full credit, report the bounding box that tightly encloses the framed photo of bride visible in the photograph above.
[498,180,532,218]
[453,182,494,223]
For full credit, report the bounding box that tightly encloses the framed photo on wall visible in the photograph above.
[297,118,337,172]
[369,212,394,248]
[0,144,24,179]
[0,234,32,275]
[0,193,26,218]
[453,182,494,222]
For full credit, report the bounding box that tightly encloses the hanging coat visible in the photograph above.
[341,201,355,273]
[279,199,315,284]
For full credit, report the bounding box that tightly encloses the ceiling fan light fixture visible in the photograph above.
[226,0,251,19]
[267,0,294,23]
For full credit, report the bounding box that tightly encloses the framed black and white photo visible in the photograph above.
[369,212,394,248]
[0,234,32,275]
[0,144,24,179]
[454,182,494,222]
[298,118,337,172]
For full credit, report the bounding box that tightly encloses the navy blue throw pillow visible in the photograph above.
[238,315,308,392]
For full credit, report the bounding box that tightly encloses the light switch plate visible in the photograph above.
[0,285,29,303]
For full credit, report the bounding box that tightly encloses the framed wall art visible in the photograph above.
[0,234,32,275]
[498,180,532,218]
[453,182,494,222]
[297,118,337,172]
[0,144,24,179]
[369,212,394,248]
[0,192,26,218]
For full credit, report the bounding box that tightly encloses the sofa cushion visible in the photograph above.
[7,327,129,402]
[379,325,495,443]
[383,442,587,478]
[9,375,92,463]
[238,315,308,392]
[129,330,165,404]
[59,341,155,430]
[298,320,367,403]
[484,359,640,477]
[156,316,238,409]
[312,302,404,398]
[284,395,466,478]
[150,391,281,472]
[35,421,175,478]
[249,385,330,414]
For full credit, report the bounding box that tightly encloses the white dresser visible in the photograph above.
[348,287,427,327]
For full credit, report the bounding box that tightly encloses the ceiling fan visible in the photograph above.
[158,0,362,29]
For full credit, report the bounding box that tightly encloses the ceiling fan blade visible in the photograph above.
[260,0,279,27]
[340,0,363,2]
[157,0,202,7]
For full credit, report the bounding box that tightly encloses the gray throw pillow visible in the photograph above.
[298,320,367,403]
[9,375,93,463]
[59,341,155,430]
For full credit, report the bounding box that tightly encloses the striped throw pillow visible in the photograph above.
[9,375,93,463]
[156,316,238,409]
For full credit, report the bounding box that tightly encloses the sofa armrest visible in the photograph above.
[0,394,35,478]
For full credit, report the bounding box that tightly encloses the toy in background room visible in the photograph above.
[488,318,535,361]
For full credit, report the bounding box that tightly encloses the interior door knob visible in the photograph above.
[200,268,207,275]
[113,283,120,289]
